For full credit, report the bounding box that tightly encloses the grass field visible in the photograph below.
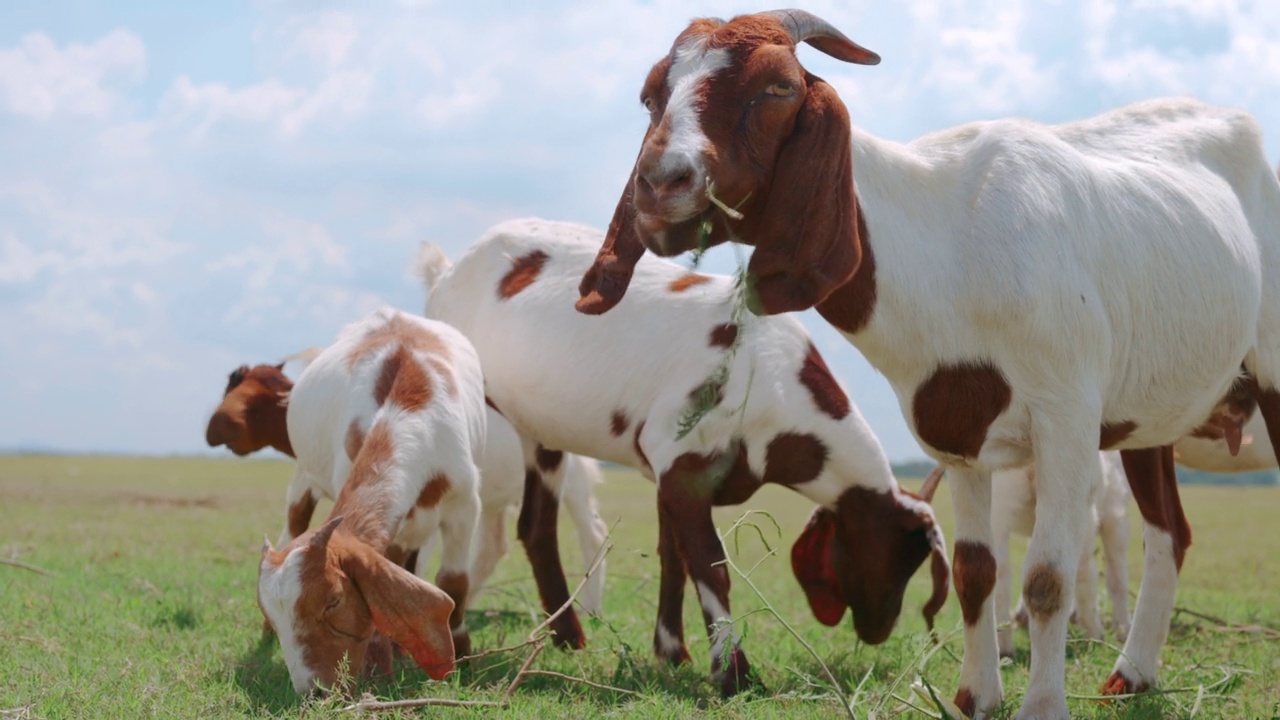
[1,455,1277,719]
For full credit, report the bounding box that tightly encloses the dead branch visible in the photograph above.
[0,558,55,576]
[1172,603,1280,638]
[339,694,506,712]
[520,670,641,697]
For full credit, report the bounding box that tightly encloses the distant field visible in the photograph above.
[1,455,1277,719]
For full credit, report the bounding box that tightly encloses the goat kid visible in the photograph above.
[576,10,1280,719]
[252,308,482,695]
[419,218,949,697]
[206,357,609,640]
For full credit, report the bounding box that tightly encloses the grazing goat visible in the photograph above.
[206,353,609,641]
[418,218,949,696]
[253,307,483,695]
[574,10,1280,718]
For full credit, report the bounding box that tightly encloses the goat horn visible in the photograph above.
[764,9,881,66]
[918,466,945,502]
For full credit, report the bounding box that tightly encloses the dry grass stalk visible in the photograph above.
[0,558,56,576]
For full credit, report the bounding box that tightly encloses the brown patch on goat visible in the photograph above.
[798,343,850,420]
[1023,563,1065,621]
[345,314,450,369]
[912,363,1012,459]
[762,433,827,487]
[516,469,586,649]
[1120,445,1192,570]
[1099,420,1137,450]
[498,250,549,299]
[953,541,997,626]
[434,570,471,656]
[345,420,366,462]
[416,474,451,510]
[332,422,397,546]
[610,410,629,437]
[535,446,563,473]
[953,688,976,718]
[669,273,711,292]
[709,323,738,349]
[346,423,394,491]
[286,493,318,540]
[374,345,433,412]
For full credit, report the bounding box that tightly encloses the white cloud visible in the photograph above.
[160,70,373,140]
[0,29,145,119]
[0,233,59,284]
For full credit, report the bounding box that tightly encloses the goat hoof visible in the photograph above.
[1101,670,1149,698]
[549,615,587,650]
[654,643,692,666]
[714,647,756,697]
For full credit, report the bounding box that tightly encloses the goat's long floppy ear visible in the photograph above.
[746,75,861,315]
[340,542,457,681]
[901,494,951,631]
[791,507,847,626]
[577,156,645,315]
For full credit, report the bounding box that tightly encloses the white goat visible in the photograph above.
[418,217,949,697]
[574,11,1280,718]
[257,307,484,695]
[991,452,1130,658]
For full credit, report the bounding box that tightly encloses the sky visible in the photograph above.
[3,0,1280,461]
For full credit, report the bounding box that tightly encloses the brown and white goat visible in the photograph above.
[207,354,610,647]
[418,218,948,697]
[575,10,1280,718]
[251,307,483,695]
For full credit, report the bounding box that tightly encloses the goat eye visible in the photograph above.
[642,97,656,114]
[764,81,796,97]
[325,597,341,612]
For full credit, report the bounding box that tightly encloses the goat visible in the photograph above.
[574,10,1280,718]
[206,352,610,648]
[252,307,483,695]
[922,451,1131,660]
[418,217,949,697]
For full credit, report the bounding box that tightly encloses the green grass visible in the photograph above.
[1,455,1278,719]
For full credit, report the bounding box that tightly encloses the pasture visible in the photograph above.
[1,454,1277,719]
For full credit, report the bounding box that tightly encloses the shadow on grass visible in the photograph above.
[230,633,300,716]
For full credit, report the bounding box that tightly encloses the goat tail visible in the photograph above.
[279,347,324,369]
[414,242,453,297]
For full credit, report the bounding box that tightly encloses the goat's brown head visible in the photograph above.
[206,362,293,457]
[258,516,456,696]
[791,483,949,644]
[578,9,876,316]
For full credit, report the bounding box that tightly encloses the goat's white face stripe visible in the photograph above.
[260,548,316,694]
[656,38,729,217]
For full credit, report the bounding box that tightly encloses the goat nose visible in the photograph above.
[638,160,696,202]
